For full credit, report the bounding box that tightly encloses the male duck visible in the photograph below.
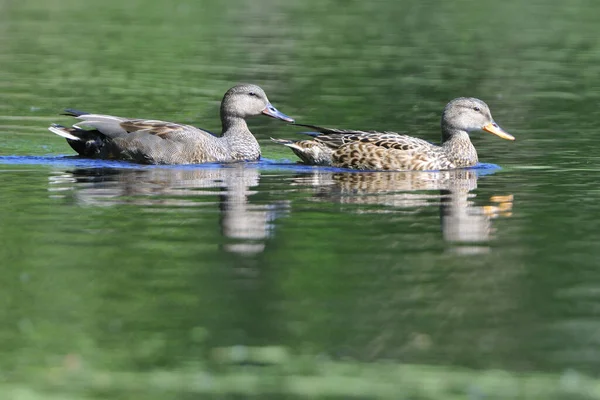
[49,84,294,164]
[272,97,514,171]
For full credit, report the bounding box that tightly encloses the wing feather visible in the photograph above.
[72,114,210,139]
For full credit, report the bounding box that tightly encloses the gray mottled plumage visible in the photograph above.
[272,97,514,171]
[49,84,294,165]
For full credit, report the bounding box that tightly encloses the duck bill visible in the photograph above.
[482,122,515,141]
[262,103,295,123]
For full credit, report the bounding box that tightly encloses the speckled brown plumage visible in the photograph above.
[273,97,514,171]
[49,84,294,165]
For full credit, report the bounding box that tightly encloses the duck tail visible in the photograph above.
[48,124,81,141]
[271,137,309,153]
[50,109,96,140]
[49,123,108,157]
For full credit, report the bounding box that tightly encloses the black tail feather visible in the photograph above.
[291,123,328,131]
[292,123,366,136]
[297,131,322,137]
[292,122,401,136]
[62,108,89,117]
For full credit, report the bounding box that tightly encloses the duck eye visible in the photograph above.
[473,106,481,112]
[248,92,257,97]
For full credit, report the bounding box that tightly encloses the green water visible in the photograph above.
[2,0,600,398]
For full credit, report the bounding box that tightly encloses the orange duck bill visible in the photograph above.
[483,122,515,141]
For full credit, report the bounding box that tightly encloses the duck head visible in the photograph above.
[442,97,514,141]
[221,84,294,122]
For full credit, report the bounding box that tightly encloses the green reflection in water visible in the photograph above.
[3,0,600,398]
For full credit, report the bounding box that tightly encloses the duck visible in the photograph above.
[49,84,294,165]
[272,97,514,171]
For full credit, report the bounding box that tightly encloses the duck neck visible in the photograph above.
[220,114,261,160]
[441,128,478,167]
[221,114,249,134]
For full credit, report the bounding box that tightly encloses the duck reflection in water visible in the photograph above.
[47,165,289,256]
[290,168,513,254]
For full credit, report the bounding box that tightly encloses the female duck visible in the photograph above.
[272,97,514,171]
[49,84,294,165]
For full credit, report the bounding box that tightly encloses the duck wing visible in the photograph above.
[61,109,215,139]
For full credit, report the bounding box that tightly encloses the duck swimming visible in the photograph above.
[272,97,514,171]
[49,84,294,165]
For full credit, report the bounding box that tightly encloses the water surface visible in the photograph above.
[2,0,600,398]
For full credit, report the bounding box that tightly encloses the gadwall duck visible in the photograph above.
[49,84,294,164]
[272,97,514,171]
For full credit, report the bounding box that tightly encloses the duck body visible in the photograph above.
[273,97,514,171]
[49,84,293,165]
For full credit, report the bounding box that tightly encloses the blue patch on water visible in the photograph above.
[0,155,144,169]
[466,162,502,176]
[0,155,501,175]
